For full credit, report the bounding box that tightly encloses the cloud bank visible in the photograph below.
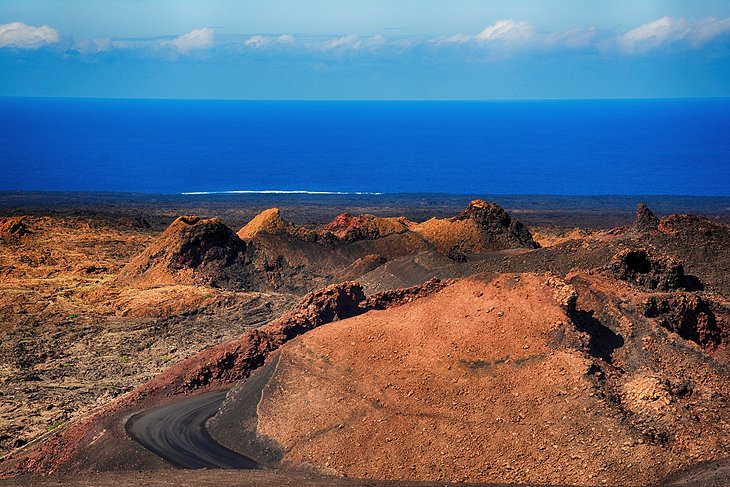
[162,27,214,53]
[620,16,730,53]
[475,20,537,44]
[3,17,730,59]
[0,22,59,49]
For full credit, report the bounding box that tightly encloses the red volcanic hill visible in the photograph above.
[115,216,256,290]
[208,271,730,487]
[412,199,538,253]
[238,200,539,291]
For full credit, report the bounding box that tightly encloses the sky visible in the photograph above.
[2,1,730,99]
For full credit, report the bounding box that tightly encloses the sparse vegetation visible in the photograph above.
[47,420,63,431]
[119,355,130,362]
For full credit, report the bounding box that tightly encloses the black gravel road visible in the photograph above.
[125,390,258,469]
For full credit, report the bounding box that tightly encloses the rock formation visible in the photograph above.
[642,294,726,350]
[609,248,692,291]
[321,213,412,241]
[632,203,660,234]
[0,217,31,241]
[413,200,538,253]
[116,216,255,289]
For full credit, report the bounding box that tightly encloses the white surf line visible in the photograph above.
[181,190,383,195]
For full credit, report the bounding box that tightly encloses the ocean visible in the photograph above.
[0,98,728,196]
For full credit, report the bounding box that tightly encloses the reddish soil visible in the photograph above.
[211,273,729,486]
[1,199,729,487]
[0,280,445,478]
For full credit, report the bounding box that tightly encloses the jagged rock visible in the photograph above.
[321,213,412,241]
[642,294,725,349]
[609,248,692,291]
[633,203,660,234]
[116,216,255,289]
[0,217,31,241]
[413,200,539,253]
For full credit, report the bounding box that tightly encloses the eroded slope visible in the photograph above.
[210,273,729,486]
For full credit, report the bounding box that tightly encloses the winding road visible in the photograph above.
[125,390,259,469]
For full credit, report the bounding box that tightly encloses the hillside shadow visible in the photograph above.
[570,309,624,364]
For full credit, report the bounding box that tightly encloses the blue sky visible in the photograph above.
[2,1,730,99]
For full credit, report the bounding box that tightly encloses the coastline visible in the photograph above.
[1,191,728,231]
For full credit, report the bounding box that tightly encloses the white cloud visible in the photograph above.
[475,20,536,44]
[0,22,59,49]
[162,27,214,53]
[244,34,296,48]
[620,16,730,53]
[435,22,597,52]
[433,33,472,45]
[244,35,270,48]
[321,34,386,51]
[322,34,360,50]
[361,34,386,49]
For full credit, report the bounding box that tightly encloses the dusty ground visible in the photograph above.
[209,274,729,486]
[0,469,598,487]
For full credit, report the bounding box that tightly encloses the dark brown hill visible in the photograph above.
[630,205,730,296]
[115,216,256,289]
[413,200,539,253]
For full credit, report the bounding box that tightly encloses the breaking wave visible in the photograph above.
[181,190,383,195]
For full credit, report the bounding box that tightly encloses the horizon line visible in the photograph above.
[2,95,730,103]
[1,189,729,199]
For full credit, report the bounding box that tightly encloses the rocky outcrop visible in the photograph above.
[642,294,726,350]
[609,248,695,292]
[116,216,255,289]
[413,200,538,253]
[632,203,660,234]
[321,213,412,241]
[0,217,31,241]
[159,278,447,392]
[364,277,448,310]
[628,210,730,296]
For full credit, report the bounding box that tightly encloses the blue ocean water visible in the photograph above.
[0,98,728,196]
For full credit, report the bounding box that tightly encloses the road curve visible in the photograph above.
[125,389,259,469]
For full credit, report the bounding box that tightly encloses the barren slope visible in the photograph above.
[210,273,730,486]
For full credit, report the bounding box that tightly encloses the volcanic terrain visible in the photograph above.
[1,195,729,487]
